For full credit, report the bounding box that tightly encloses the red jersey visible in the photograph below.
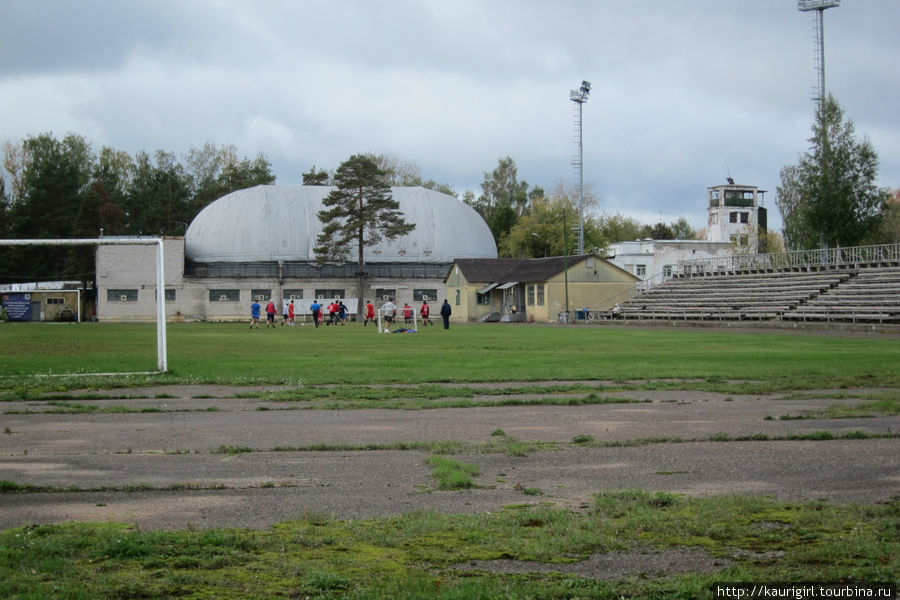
[365,303,375,318]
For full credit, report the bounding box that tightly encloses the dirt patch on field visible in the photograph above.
[451,547,731,579]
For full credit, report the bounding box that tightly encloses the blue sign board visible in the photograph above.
[1,293,32,321]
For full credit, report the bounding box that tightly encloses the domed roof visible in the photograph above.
[184,185,497,263]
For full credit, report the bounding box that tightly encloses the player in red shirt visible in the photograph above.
[364,300,375,327]
[265,300,277,328]
[419,300,432,327]
[402,303,413,325]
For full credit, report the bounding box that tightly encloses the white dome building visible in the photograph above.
[96,185,497,322]
[186,185,496,265]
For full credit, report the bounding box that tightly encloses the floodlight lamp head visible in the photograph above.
[797,0,840,11]
[569,80,591,104]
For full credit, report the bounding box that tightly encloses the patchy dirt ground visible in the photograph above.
[1,383,898,533]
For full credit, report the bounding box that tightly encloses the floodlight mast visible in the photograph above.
[797,0,840,107]
[570,80,591,254]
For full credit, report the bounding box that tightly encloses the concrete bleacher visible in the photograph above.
[783,266,900,324]
[617,266,900,324]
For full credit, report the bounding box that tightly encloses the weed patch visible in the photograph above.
[3,494,895,598]
[426,456,480,490]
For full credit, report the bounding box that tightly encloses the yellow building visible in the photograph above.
[444,254,639,322]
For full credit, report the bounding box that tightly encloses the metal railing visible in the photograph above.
[677,243,900,277]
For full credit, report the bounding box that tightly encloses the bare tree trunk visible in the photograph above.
[357,225,365,321]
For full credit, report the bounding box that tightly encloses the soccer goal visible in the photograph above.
[0,237,168,373]
[376,307,417,333]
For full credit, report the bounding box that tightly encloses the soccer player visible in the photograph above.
[250,299,261,329]
[364,300,375,327]
[310,299,321,328]
[265,300,277,328]
[419,299,432,327]
[381,297,397,329]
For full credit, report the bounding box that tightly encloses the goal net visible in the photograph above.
[376,306,417,333]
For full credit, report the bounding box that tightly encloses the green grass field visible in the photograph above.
[2,322,899,389]
[2,322,898,598]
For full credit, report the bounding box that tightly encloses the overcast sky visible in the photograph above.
[2,0,898,235]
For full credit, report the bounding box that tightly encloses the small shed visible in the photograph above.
[445,254,639,322]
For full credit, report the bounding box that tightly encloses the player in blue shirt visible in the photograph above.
[250,300,261,329]
[309,300,321,328]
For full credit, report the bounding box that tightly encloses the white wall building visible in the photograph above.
[607,181,768,282]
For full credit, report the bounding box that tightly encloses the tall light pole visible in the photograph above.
[797,0,840,107]
[570,80,590,255]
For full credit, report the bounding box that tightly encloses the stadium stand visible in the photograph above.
[784,266,900,324]
[613,244,900,325]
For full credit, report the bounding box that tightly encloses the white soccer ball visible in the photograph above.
[384,328,390,333]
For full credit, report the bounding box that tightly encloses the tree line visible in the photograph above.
[1,132,725,287]
[0,134,275,284]
[4,93,898,286]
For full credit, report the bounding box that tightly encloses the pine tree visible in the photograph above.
[314,154,415,318]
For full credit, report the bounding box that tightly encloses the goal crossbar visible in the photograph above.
[0,237,168,372]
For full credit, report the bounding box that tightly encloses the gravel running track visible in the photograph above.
[1,384,897,531]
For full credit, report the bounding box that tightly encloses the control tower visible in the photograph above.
[707,180,768,253]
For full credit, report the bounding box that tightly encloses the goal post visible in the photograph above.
[376,307,417,333]
[0,237,168,373]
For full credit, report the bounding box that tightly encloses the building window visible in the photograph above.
[740,212,749,223]
[315,289,345,300]
[155,289,176,302]
[476,292,491,305]
[636,265,646,278]
[663,265,673,278]
[413,289,437,302]
[455,289,460,305]
[730,212,738,223]
[374,288,395,301]
[210,289,240,302]
[108,289,138,302]
[710,213,718,225]
[251,288,272,301]
[536,284,545,306]
[46,297,65,305]
[527,285,535,306]
[283,289,303,300]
